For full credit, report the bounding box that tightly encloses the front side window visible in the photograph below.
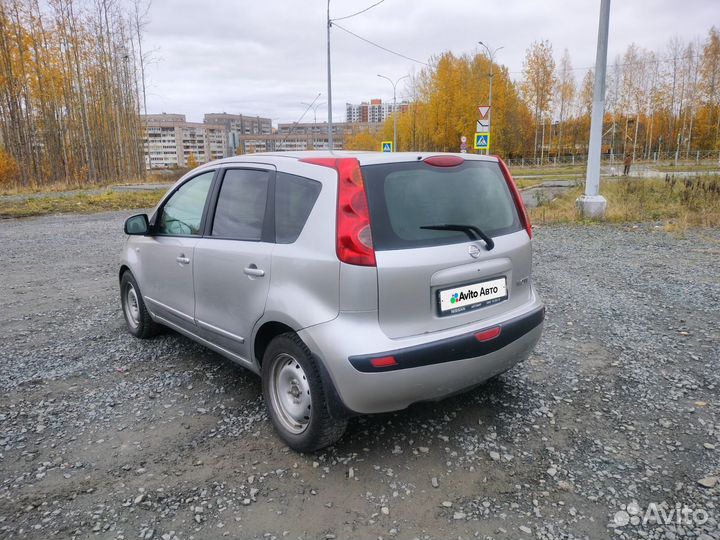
[157,171,214,235]
[211,169,270,240]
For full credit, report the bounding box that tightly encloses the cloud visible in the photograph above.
[142,0,717,124]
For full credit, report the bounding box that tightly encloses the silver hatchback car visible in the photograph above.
[120,152,543,451]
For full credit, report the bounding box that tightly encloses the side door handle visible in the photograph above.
[243,264,265,277]
[176,254,191,265]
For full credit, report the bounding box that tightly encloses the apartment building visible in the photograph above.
[142,113,385,167]
[346,99,410,124]
[236,122,382,154]
[142,113,226,168]
[203,113,272,156]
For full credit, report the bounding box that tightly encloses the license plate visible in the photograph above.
[438,277,507,315]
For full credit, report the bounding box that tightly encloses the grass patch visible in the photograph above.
[529,175,720,229]
[653,163,720,172]
[0,189,165,218]
[0,171,182,196]
[509,165,587,177]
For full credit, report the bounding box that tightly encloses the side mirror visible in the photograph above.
[124,214,149,235]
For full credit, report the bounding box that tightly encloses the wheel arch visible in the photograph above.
[254,317,354,421]
[119,264,131,282]
[253,320,296,367]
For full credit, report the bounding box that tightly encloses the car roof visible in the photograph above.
[205,151,499,168]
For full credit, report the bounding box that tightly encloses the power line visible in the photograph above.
[332,22,429,66]
[331,0,384,22]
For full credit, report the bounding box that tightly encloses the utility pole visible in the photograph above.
[377,74,409,151]
[577,0,610,219]
[326,0,333,151]
[325,0,385,152]
[478,42,503,155]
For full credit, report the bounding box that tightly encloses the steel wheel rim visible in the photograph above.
[268,353,312,434]
[124,283,141,329]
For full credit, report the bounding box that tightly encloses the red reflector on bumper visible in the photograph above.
[474,327,501,342]
[370,356,398,368]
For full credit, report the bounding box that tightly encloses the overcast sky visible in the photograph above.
[142,0,717,125]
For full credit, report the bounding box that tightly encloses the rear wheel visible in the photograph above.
[262,333,347,452]
[120,271,160,339]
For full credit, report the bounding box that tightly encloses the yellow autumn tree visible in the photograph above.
[345,131,381,151]
[699,26,720,149]
[0,0,147,188]
[520,40,556,161]
[186,153,199,169]
[385,52,532,157]
[0,149,19,188]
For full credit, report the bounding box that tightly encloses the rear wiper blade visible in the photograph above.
[420,224,495,251]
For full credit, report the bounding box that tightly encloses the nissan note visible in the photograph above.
[119,152,544,451]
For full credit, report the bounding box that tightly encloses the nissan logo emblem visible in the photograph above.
[468,244,481,258]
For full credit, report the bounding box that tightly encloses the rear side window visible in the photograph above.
[275,172,321,244]
[362,160,521,250]
[211,169,270,240]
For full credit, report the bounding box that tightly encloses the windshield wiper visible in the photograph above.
[420,224,495,251]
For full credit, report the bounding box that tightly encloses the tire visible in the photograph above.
[262,333,347,452]
[120,271,160,339]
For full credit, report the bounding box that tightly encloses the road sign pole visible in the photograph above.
[576,0,610,219]
[487,63,492,155]
[478,43,503,155]
[477,106,491,154]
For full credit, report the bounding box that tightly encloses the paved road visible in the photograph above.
[1,212,719,540]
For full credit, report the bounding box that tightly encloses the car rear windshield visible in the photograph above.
[361,160,522,251]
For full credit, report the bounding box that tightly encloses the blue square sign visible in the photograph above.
[474,133,490,150]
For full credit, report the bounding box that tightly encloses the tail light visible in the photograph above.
[494,156,532,239]
[299,157,376,266]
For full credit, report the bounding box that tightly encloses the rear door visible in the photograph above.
[361,157,533,339]
[192,166,275,364]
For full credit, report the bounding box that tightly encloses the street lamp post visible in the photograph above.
[301,101,326,125]
[377,74,409,151]
[478,42,503,155]
[301,101,326,150]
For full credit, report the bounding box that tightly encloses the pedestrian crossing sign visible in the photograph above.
[474,133,490,150]
[381,141,393,152]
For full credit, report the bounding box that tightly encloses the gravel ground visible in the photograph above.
[1,212,719,540]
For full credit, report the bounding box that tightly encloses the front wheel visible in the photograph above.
[120,271,160,339]
[262,333,347,452]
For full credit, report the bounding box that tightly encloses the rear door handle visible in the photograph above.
[176,255,191,265]
[243,264,265,277]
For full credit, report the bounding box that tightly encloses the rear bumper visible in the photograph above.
[348,307,543,372]
[299,291,544,415]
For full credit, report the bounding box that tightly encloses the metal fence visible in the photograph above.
[505,150,720,169]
